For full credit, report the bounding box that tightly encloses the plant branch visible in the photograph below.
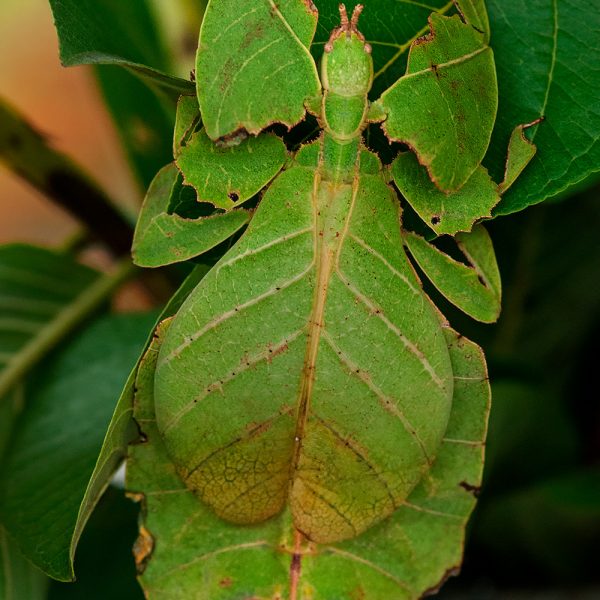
[0,98,135,256]
[0,259,134,399]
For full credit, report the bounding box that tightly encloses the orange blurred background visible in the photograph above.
[0,0,140,246]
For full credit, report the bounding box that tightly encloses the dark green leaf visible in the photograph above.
[0,528,47,600]
[47,488,143,600]
[48,0,193,96]
[0,313,155,581]
[48,0,183,187]
[0,245,131,399]
[487,0,600,213]
[93,68,176,189]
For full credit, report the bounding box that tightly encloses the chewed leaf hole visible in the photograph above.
[228,192,240,202]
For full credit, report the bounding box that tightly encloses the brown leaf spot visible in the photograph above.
[241,23,266,48]
[125,492,144,504]
[133,526,154,574]
[459,480,481,497]
[216,127,249,148]
[267,341,289,363]
[302,0,318,13]
[219,577,233,588]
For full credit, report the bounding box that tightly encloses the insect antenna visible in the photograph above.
[339,4,349,28]
[350,4,364,29]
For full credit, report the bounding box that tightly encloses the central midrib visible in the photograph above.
[289,164,360,482]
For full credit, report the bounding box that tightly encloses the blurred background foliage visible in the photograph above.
[0,0,598,598]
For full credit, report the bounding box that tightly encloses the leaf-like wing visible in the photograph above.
[497,123,538,195]
[454,0,490,43]
[132,164,251,268]
[404,226,501,323]
[392,151,499,235]
[128,323,489,598]
[154,165,453,544]
[378,14,497,192]
[173,96,201,157]
[197,0,321,141]
[176,130,288,208]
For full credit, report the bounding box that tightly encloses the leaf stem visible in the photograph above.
[0,259,135,398]
[0,98,135,257]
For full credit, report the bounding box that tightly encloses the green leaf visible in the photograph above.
[93,68,176,190]
[0,313,155,581]
[173,96,201,156]
[48,0,183,187]
[132,164,251,268]
[392,151,500,235]
[404,225,501,323]
[48,0,193,96]
[101,263,213,510]
[454,0,490,43]
[0,245,132,399]
[378,13,497,191]
[0,528,47,600]
[487,0,600,213]
[497,122,538,194]
[0,389,47,600]
[197,0,321,140]
[176,130,288,208]
[154,166,455,543]
[0,390,22,462]
[127,324,489,598]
